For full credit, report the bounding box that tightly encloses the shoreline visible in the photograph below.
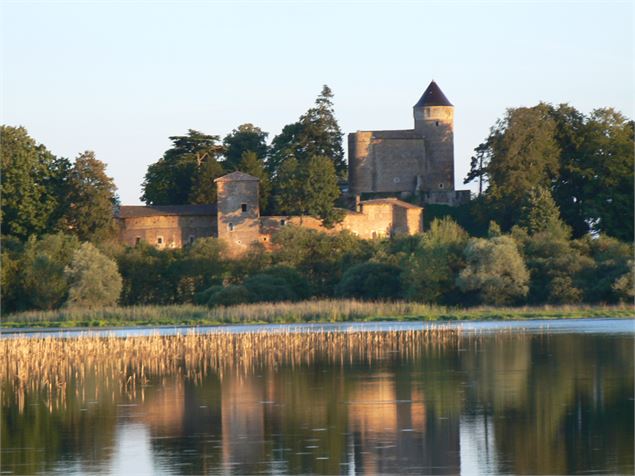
[2,301,633,330]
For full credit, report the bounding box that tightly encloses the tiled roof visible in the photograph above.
[414,80,453,107]
[214,171,260,182]
[117,204,216,218]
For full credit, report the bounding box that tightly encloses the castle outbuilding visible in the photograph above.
[117,172,423,253]
[348,81,470,206]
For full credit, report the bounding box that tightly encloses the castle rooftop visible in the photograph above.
[414,80,453,107]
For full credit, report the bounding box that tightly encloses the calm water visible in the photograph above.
[2,319,633,475]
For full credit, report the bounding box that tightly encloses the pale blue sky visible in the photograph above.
[2,1,633,204]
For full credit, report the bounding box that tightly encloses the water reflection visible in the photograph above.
[2,330,633,475]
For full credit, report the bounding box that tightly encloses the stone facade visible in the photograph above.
[348,81,470,206]
[117,174,423,253]
[117,205,216,249]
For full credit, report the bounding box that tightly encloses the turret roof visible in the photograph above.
[414,81,453,107]
[214,171,260,182]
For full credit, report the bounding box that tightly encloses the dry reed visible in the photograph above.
[2,326,463,412]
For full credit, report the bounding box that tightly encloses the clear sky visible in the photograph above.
[2,1,633,204]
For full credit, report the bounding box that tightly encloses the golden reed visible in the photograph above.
[2,327,464,412]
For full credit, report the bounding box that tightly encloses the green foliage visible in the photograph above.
[0,126,63,239]
[269,85,345,177]
[141,130,225,205]
[467,104,634,241]
[517,187,569,238]
[207,285,251,307]
[404,218,469,304]
[518,231,590,304]
[576,236,633,303]
[274,155,343,226]
[271,226,370,295]
[467,104,560,230]
[222,123,269,170]
[18,233,81,310]
[65,242,122,308]
[335,262,403,300]
[60,151,118,242]
[457,236,530,305]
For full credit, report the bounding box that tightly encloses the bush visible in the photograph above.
[207,285,251,307]
[65,242,122,308]
[457,236,529,305]
[335,262,403,300]
[244,275,297,302]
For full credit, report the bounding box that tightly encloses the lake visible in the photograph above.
[1,319,633,475]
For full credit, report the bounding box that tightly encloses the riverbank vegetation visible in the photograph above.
[2,301,633,328]
[2,96,632,319]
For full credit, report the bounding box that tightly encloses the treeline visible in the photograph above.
[463,103,634,241]
[2,208,632,314]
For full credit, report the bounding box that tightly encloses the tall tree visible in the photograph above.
[60,151,118,242]
[222,123,268,170]
[474,104,560,230]
[0,126,63,239]
[141,130,225,205]
[578,109,634,241]
[269,85,345,177]
[274,156,342,226]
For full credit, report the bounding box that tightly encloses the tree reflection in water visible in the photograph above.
[1,329,633,475]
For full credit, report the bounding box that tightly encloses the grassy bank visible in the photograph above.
[1,300,633,329]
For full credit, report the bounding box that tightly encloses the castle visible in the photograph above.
[348,80,469,206]
[116,81,468,252]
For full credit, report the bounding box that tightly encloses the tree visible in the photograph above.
[335,262,403,300]
[271,227,369,295]
[60,151,118,242]
[222,123,268,170]
[269,85,345,178]
[577,109,634,241]
[18,233,80,310]
[465,104,561,230]
[517,186,569,238]
[404,218,469,303]
[457,235,530,305]
[65,242,123,308]
[141,130,225,205]
[0,126,63,239]
[274,155,343,226]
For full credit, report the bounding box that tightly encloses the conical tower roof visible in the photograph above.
[414,81,453,107]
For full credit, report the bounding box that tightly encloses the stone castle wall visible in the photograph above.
[118,215,214,249]
[216,178,261,254]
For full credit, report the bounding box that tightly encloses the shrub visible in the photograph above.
[207,285,251,307]
[65,242,122,308]
[335,262,403,300]
[457,235,529,305]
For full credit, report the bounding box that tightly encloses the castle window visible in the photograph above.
[135,237,141,245]
[157,236,163,245]
[188,235,195,245]
[228,223,234,232]
[435,121,439,127]
[439,183,444,189]
[241,203,247,213]
[280,219,286,226]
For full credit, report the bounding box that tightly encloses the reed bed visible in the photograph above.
[3,300,633,328]
[2,327,463,412]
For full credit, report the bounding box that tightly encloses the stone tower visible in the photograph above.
[413,80,455,192]
[214,171,260,252]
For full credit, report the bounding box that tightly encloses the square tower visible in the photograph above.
[214,172,260,252]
